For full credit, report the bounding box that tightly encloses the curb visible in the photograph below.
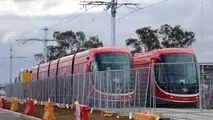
[0,108,41,120]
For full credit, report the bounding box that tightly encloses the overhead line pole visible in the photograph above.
[9,44,29,97]
[111,0,116,47]
[44,27,48,63]
[16,26,58,63]
[79,0,141,47]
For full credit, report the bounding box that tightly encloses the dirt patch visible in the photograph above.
[3,102,130,120]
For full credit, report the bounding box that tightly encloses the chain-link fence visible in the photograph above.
[5,62,213,114]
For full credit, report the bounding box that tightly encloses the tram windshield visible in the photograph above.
[155,53,198,94]
[90,52,132,94]
[95,52,130,71]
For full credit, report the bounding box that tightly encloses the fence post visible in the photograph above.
[99,72,101,108]
[197,63,202,112]
[10,83,12,98]
[151,60,156,113]
[133,69,137,112]
[145,66,150,109]
[106,68,109,110]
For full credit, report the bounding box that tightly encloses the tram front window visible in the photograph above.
[90,52,132,93]
[155,53,198,94]
[95,52,130,71]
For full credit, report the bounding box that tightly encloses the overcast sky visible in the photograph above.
[0,0,212,84]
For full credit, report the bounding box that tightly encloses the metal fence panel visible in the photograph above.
[9,62,213,114]
[6,68,150,113]
[199,64,213,109]
[153,62,199,108]
[152,62,213,119]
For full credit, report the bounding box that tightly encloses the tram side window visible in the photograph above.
[90,61,98,79]
[91,61,98,72]
[90,61,99,89]
[155,64,166,84]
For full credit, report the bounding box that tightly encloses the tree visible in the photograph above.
[158,24,196,48]
[126,24,196,53]
[126,38,142,53]
[34,53,44,64]
[47,45,66,61]
[84,36,103,50]
[34,30,104,63]
[34,45,66,63]
[126,27,161,53]
[53,30,79,54]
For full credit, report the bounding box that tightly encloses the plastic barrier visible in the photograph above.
[100,111,114,117]
[43,101,56,120]
[0,97,6,108]
[10,97,19,112]
[116,113,120,118]
[100,111,105,116]
[116,112,128,118]
[24,97,34,116]
[81,105,89,120]
[134,112,163,120]
[104,112,113,117]
[56,103,66,109]
[75,104,89,120]
[75,104,81,120]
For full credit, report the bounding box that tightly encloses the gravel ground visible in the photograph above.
[3,102,130,120]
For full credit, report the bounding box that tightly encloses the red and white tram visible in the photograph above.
[132,48,199,106]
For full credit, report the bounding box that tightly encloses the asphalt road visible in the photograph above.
[0,109,23,120]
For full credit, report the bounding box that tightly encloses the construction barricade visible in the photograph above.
[0,96,6,108]
[74,102,89,120]
[24,97,34,116]
[43,101,56,120]
[133,111,171,120]
[10,97,19,112]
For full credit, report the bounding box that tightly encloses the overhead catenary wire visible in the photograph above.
[30,6,86,39]
[14,0,171,44]
[16,6,90,41]
[0,56,34,59]
[79,0,141,46]
[59,5,101,32]
[48,6,85,31]
[15,5,98,60]
[87,0,172,36]
[6,27,44,43]
[76,9,107,32]
[32,5,99,40]
[15,29,44,44]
